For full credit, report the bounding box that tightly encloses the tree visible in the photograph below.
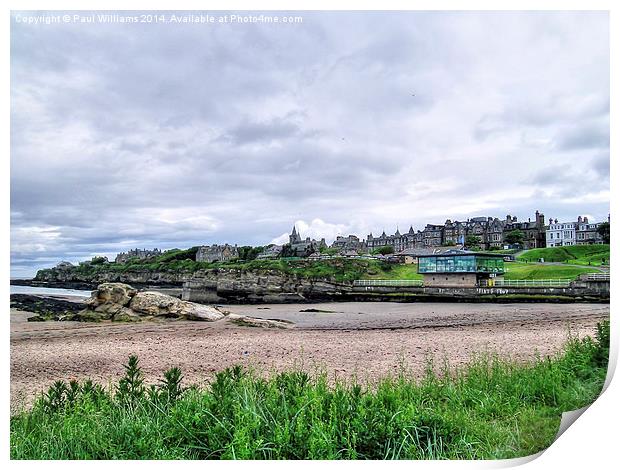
[237,246,265,261]
[371,246,395,255]
[597,222,610,244]
[504,230,525,246]
[465,235,482,249]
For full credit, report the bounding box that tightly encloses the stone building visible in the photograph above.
[56,261,74,270]
[364,211,546,252]
[287,226,327,257]
[576,216,607,245]
[331,235,367,253]
[501,212,547,249]
[256,244,283,259]
[115,248,162,264]
[196,244,239,263]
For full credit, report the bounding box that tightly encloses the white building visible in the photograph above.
[546,219,576,247]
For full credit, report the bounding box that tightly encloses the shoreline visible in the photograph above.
[10,302,610,411]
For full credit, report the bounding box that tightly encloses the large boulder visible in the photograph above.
[86,282,137,308]
[77,283,224,322]
[129,291,224,321]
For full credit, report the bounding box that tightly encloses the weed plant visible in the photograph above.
[10,321,610,460]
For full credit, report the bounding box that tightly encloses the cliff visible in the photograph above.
[182,270,348,303]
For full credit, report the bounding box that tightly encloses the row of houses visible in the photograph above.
[546,215,607,247]
[107,211,608,265]
[364,211,548,252]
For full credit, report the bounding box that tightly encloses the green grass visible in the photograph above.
[517,245,610,266]
[360,263,423,281]
[11,322,609,460]
[504,262,600,280]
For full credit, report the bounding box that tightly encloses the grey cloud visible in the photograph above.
[218,118,301,145]
[555,125,610,151]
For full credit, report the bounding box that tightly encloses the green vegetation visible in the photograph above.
[504,230,524,246]
[464,235,482,249]
[35,244,609,284]
[517,245,610,266]
[597,222,610,244]
[11,322,609,460]
[237,246,265,261]
[504,262,600,280]
[362,263,423,281]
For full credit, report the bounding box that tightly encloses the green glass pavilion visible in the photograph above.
[417,252,505,287]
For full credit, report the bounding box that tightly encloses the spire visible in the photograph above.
[291,225,297,236]
[409,225,414,234]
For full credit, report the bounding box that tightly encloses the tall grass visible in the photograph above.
[11,321,609,460]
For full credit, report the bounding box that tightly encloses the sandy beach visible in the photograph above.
[10,301,610,411]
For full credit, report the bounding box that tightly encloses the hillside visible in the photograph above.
[503,263,600,280]
[516,245,610,266]
[35,251,410,284]
[33,245,609,286]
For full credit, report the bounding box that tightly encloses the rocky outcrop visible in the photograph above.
[33,269,188,289]
[182,270,348,304]
[11,294,84,321]
[78,283,225,322]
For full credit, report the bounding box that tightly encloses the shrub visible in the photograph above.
[11,323,610,460]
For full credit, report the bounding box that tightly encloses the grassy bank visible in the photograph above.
[11,322,609,460]
[35,245,609,284]
[504,262,600,280]
[517,245,610,266]
[37,255,422,284]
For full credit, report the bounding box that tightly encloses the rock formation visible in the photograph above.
[78,282,225,322]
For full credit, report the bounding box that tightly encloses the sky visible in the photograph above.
[10,11,610,277]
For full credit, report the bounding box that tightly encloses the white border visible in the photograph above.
[3,1,616,468]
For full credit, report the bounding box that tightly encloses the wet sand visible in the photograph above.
[10,302,609,411]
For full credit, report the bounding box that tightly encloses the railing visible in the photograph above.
[490,279,572,287]
[353,279,424,287]
[582,273,610,281]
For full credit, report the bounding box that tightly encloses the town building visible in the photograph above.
[545,215,607,246]
[55,261,75,270]
[287,226,327,257]
[546,219,576,247]
[256,244,283,259]
[576,216,607,245]
[331,235,367,253]
[196,244,239,263]
[115,248,163,264]
[417,252,505,287]
[364,211,546,252]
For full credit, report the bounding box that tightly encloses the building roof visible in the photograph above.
[416,251,505,258]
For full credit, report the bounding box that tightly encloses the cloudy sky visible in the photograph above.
[10,11,609,277]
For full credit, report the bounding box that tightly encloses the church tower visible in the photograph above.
[290,226,302,244]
